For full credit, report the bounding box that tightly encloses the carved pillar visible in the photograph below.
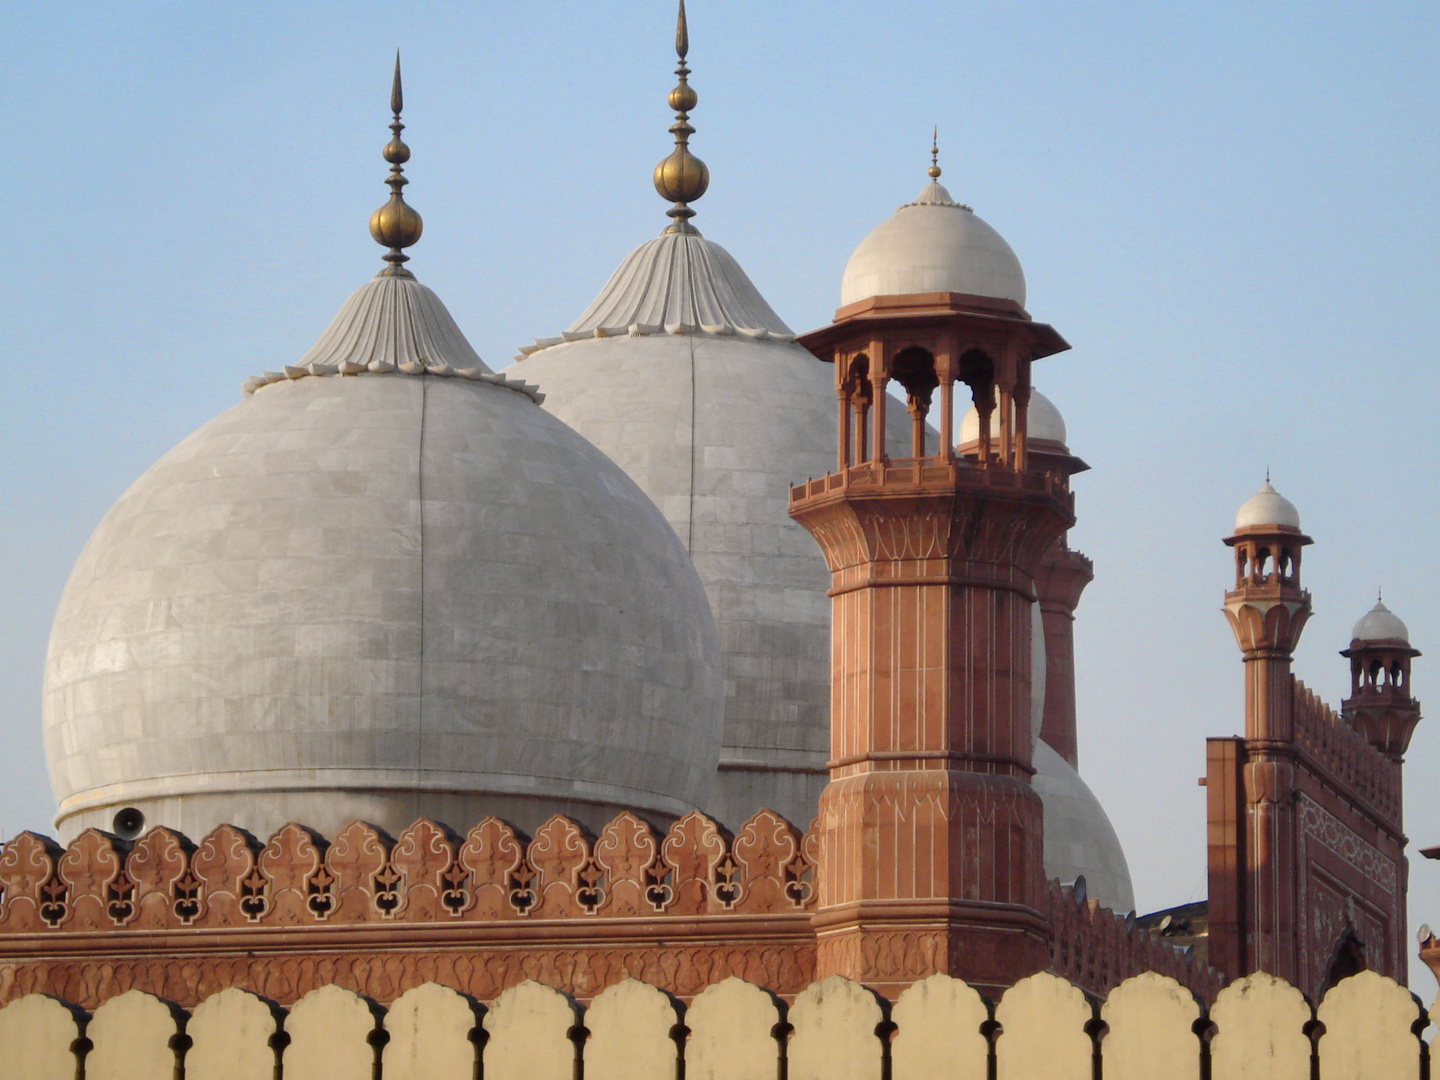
[872,372,888,464]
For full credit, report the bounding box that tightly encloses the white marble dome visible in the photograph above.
[1235,481,1301,530]
[1352,599,1410,643]
[43,269,724,842]
[1027,609,1134,912]
[840,179,1026,307]
[510,227,911,829]
[960,389,1068,450]
[1032,740,1137,913]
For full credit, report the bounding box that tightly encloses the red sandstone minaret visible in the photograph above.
[961,401,1093,767]
[1033,545,1093,767]
[1221,481,1314,746]
[1212,481,1313,983]
[1208,483,1413,995]
[792,290,1071,993]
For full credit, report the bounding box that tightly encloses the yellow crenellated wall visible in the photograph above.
[0,968,1427,1080]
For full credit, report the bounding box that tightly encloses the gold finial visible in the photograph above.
[928,126,942,180]
[653,0,709,234]
[369,51,423,275]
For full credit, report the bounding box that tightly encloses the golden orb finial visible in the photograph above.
[369,51,423,275]
[928,126,942,180]
[653,0,708,234]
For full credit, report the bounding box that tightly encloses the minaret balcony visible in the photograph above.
[790,456,1072,507]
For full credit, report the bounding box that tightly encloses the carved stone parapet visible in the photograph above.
[0,810,818,938]
[1041,881,1225,1002]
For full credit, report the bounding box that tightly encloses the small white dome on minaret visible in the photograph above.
[839,144,1027,308]
[1234,480,1301,530]
[1352,598,1411,644]
[959,389,1068,450]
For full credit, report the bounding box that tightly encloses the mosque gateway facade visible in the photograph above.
[2,5,1434,1069]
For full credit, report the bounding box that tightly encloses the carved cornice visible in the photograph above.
[0,810,818,939]
[790,464,1072,580]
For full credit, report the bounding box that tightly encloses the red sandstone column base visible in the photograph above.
[811,771,1048,993]
[813,902,1050,996]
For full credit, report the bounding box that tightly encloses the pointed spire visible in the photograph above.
[653,0,709,234]
[369,51,424,275]
[929,126,941,180]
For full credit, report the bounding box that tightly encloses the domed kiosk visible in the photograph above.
[43,67,723,843]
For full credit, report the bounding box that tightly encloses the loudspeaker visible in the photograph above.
[112,807,146,841]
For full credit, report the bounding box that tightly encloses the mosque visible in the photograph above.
[0,5,1422,1015]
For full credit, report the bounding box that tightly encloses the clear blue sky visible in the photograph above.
[3,1,1438,986]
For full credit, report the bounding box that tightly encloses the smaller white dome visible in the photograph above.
[959,389,1068,451]
[1352,599,1410,643]
[1033,741,1136,914]
[1234,481,1301,530]
[840,180,1026,308]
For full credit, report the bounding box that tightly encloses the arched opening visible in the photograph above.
[891,346,939,459]
[840,354,873,468]
[1255,547,1272,583]
[957,349,995,463]
[1367,659,1384,690]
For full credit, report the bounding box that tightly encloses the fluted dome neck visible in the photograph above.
[516,230,794,359]
[299,271,487,373]
[1352,599,1411,644]
[904,180,971,210]
[1234,481,1302,531]
[243,272,543,401]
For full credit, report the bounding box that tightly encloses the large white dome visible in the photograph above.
[44,271,724,842]
[840,180,1026,308]
[510,229,911,828]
